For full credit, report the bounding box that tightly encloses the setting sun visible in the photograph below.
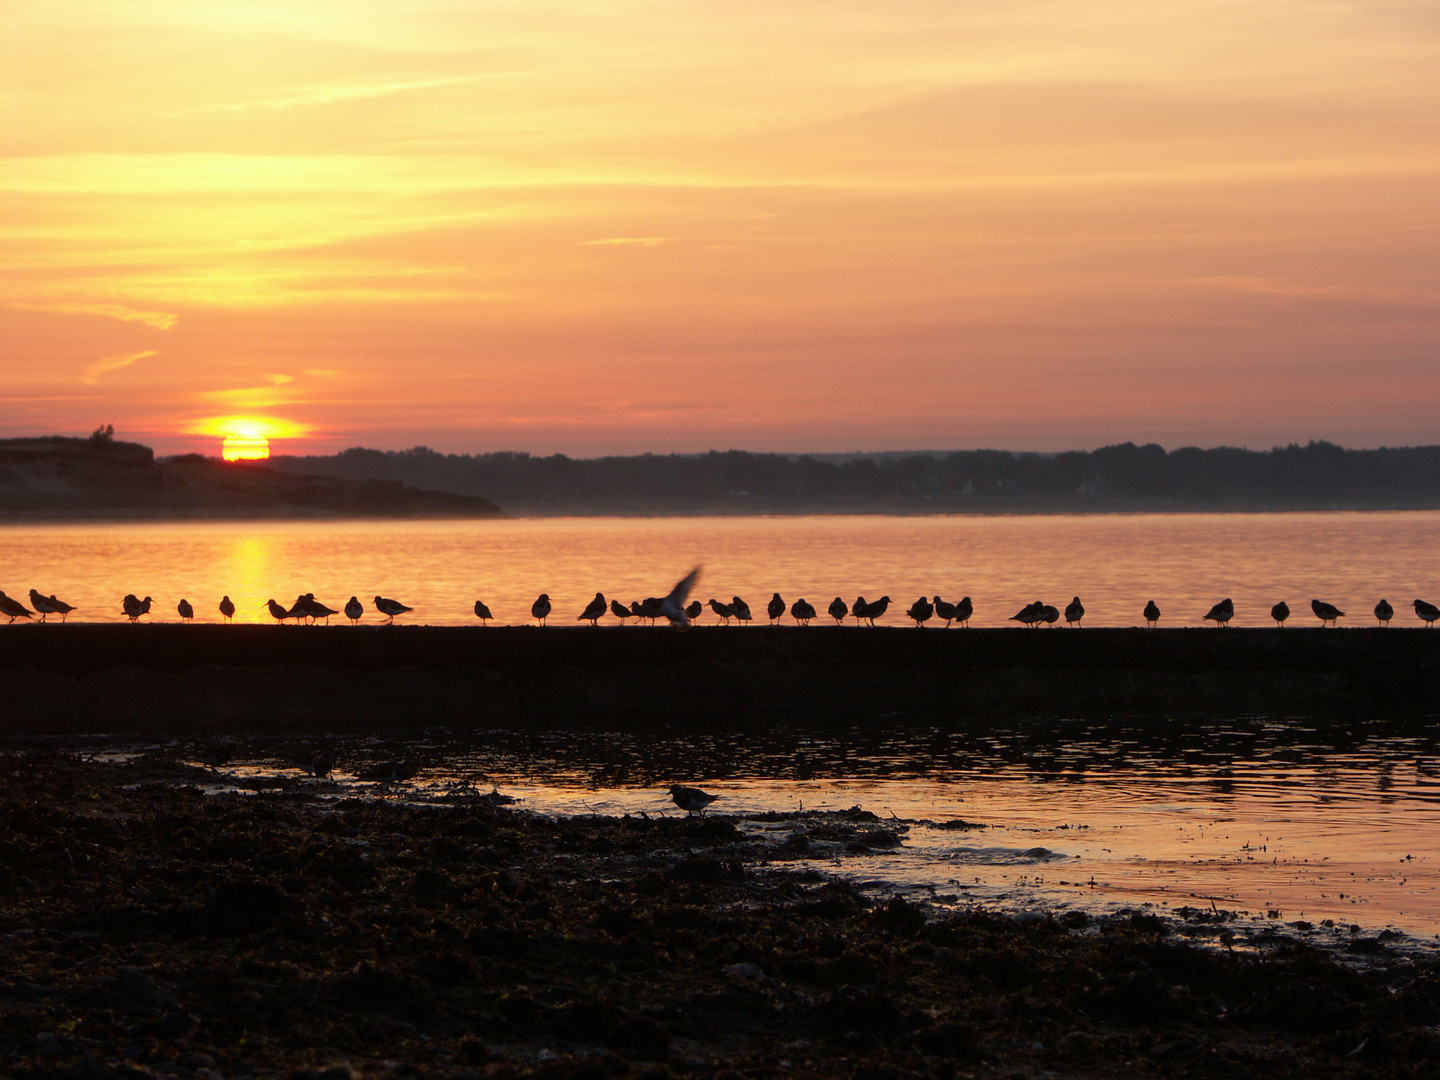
[221,430,270,462]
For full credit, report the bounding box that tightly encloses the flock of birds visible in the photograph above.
[2,574,1438,628]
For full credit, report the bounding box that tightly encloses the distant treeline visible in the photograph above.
[266,441,1440,514]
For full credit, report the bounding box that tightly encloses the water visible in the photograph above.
[1,511,1435,626]
[4,511,1440,936]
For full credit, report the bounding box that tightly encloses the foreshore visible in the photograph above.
[1,624,1436,733]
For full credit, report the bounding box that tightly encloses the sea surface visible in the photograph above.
[5,512,1440,938]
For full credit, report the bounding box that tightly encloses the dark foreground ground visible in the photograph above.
[2,753,1438,1080]
[1,625,1437,731]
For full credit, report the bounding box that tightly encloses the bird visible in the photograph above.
[865,596,891,624]
[828,597,849,624]
[609,598,630,624]
[1203,599,1235,626]
[0,591,34,623]
[685,599,703,622]
[656,568,701,625]
[1039,604,1060,626]
[730,596,753,624]
[46,595,77,622]
[374,595,413,624]
[932,596,957,627]
[345,596,364,624]
[954,596,973,627]
[1415,599,1439,627]
[1065,596,1084,627]
[177,598,194,622]
[1375,599,1394,626]
[852,596,870,624]
[265,598,290,623]
[578,592,607,626]
[707,598,734,624]
[668,784,719,816]
[1010,601,1043,627]
[357,760,418,783]
[791,598,817,625]
[475,599,494,624]
[1311,599,1344,627]
[27,590,58,622]
[305,596,340,624]
[768,593,785,624]
[906,596,933,627]
[219,595,235,622]
[1143,600,1161,628]
[308,751,335,779]
[1271,601,1290,627]
[122,594,152,622]
[531,594,551,625]
[196,746,232,770]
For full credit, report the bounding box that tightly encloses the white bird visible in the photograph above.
[374,595,412,624]
[657,568,701,625]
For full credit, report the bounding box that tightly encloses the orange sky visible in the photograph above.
[4,2,1438,456]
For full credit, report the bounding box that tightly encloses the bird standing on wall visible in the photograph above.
[1311,599,1344,627]
[954,596,973,627]
[531,594,551,625]
[906,596,933,627]
[1010,601,1043,627]
[266,598,290,623]
[177,598,194,622]
[1374,599,1393,626]
[578,592,606,626]
[932,597,957,626]
[707,598,734,624]
[828,597,849,624]
[768,593,785,624]
[122,594,152,622]
[219,595,235,622]
[1415,599,1439,627]
[1039,604,1060,626]
[731,596,753,624]
[608,599,629,624]
[1143,600,1161,628]
[685,599,703,621]
[791,598,817,625]
[0,591,34,623]
[28,591,58,622]
[1271,601,1290,627]
[47,595,77,622]
[474,599,494,624]
[1203,599,1235,626]
[374,595,413,624]
[1065,596,1084,627]
[345,596,364,624]
[865,596,891,624]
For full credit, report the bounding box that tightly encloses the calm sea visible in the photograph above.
[1,511,1434,626]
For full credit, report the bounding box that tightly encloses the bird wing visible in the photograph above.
[657,567,701,622]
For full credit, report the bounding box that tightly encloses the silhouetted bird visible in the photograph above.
[345,596,363,624]
[1203,599,1235,626]
[374,595,412,624]
[906,596,933,626]
[707,598,734,624]
[932,597,956,626]
[668,784,719,816]
[1271,601,1290,627]
[266,598,290,623]
[731,596,753,624]
[828,596,849,624]
[629,600,647,622]
[28,590,58,622]
[1311,599,1344,627]
[122,594,152,622]
[1414,599,1439,627]
[955,596,973,627]
[768,593,785,624]
[791,598,817,625]
[0,591,34,623]
[1039,604,1060,626]
[197,746,231,770]
[474,599,494,624]
[47,594,76,622]
[865,596,891,624]
[1375,599,1394,626]
[358,760,418,782]
[1010,601,1043,627]
[657,568,701,625]
[578,592,607,626]
[609,598,630,623]
[1143,600,1161,628]
[219,595,235,622]
[852,596,870,624]
[531,594,551,625]
[177,598,194,622]
[310,596,340,623]
[309,751,335,779]
[685,599,703,621]
[1065,596,1084,627]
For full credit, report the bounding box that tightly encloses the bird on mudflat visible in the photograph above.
[609,598,630,624]
[828,597,849,624]
[578,592,607,626]
[1039,604,1060,627]
[1415,599,1439,627]
[1143,600,1161,628]
[1203,599,1235,626]
[791,598,817,625]
[1010,601,1043,627]
[932,597,957,627]
[0,591,34,623]
[768,593,785,624]
[473,599,494,624]
[298,751,336,779]
[906,596,933,627]
[707,598,734,624]
[374,595,413,624]
[954,596,973,627]
[531,594,551,625]
[122,594,153,622]
[219,595,235,622]
[28,590,58,622]
[46,595,77,622]
[656,568,702,626]
[358,760,418,783]
[177,598,194,622]
[1312,599,1344,627]
[1271,601,1290,627]
[685,599,703,622]
[345,596,364,624]
[668,784,719,816]
[1065,596,1084,627]
[1375,599,1394,626]
[731,596,753,624]
[265,598,291,623]
[865,596,891,625]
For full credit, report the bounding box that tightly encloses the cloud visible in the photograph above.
[10,302,177,330]
[266,374,295,385]
[582,237,671,247]
[82,350,156,385]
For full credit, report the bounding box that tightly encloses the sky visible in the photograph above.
[3,1,1439,457]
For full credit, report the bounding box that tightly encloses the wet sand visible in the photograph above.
[0,624,1437,733]
[3,751,1439,1079]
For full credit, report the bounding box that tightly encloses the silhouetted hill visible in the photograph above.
[0,436,506,520]
[267,440,1440,515]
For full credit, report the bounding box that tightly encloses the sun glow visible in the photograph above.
[222,430,270,461]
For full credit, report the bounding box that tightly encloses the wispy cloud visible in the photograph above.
[10,302,177,330]
[82,350,156,385]
[582,237,671,247]
[182,75,486,115]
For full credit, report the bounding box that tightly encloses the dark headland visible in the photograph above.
[0,436,505,520]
